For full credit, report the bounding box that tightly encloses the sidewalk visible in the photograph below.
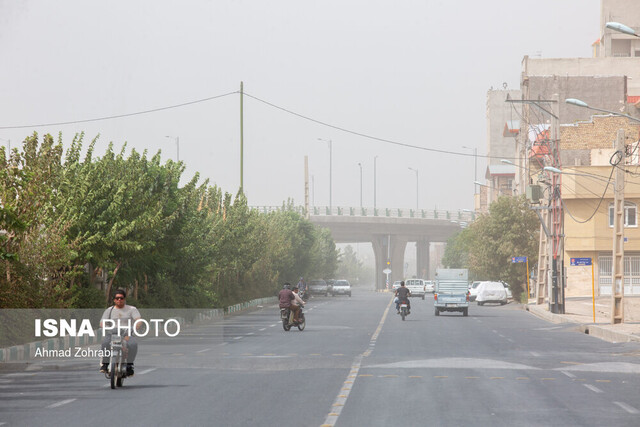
[526,296,640,343]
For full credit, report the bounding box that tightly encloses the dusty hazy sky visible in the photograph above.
[0,0,600,211]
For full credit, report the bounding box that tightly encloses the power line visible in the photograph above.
[0,91,240,130]
[242,92,516,161]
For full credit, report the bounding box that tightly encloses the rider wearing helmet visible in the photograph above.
[395,281,411,314]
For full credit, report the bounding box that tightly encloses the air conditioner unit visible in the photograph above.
[526,185,542,204]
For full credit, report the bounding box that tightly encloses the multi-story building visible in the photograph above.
[559,115,640,296]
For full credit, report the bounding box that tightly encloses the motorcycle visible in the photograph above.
[280,305,306,331]
[105,332,130,389]
[399,300,410,321]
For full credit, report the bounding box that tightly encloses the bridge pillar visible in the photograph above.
[371,234,407,291]
[416,239,431,280]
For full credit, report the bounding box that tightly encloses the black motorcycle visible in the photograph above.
[280,306,306,331]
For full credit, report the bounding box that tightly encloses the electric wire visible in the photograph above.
[0,91,240,129]
[242,92,516,161]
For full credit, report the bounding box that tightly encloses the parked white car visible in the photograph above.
[424,280,435,293]
[476,281,508,306]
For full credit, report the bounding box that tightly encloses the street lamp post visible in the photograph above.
[408,167,418,210]
[164,135,180,162]
[357,162,363,208]
[317,138,332,210]
[374,155,378,211]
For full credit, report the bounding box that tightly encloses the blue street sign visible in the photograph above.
[511,257,527,263]
[570,257,592,266]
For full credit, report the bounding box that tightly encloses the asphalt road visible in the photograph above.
[2,290,640,426]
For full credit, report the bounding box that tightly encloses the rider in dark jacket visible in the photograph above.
[395,281,411,314]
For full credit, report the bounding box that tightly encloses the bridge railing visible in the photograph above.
[249,206,476,223]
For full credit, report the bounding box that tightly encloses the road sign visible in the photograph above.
[383,268,392,274]
[570,257,592,266]
[511,256,527,263]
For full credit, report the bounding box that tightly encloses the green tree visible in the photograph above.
[442,196,539,300]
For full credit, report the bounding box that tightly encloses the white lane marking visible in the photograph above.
[0,421,7,425]
[46,398,76,409]
[218,342,228,346]
[5,373,35,377]
[259,328,266,331]
[506,338,514,343]
[196,348,212,354]
[530,351,540,357]
[322,297,392,427]
[584,384,603,393]
[233,336,242,340]
[614,401,640,414]
[269,324,277,327]
[498,334,505,338]
[246,332,254,336]
[137,368,157,375]
[560,370,576,378]
[492,330,498,334]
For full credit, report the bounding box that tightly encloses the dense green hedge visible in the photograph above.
[0,133,337,309]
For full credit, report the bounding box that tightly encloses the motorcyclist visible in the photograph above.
[395,281,411,314]
[291,286,305,323]
[99,289,141,376]
[279,283,295,319]
[297,277,307,299]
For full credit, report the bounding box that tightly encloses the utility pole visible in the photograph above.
[240,81,244,193]
[611,129,625,324]
[549,94,564,314]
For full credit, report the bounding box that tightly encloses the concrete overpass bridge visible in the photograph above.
[252,206,475,290]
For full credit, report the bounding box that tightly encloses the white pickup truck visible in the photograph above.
[404,279,426,300]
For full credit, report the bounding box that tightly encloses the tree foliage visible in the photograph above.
[442,196,539,300]
[0,134,339,308]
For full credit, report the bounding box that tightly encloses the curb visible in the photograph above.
[525,304,640,343]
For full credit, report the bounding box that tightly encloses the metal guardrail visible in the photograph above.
[250,206,476,222]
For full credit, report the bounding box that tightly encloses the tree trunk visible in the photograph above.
[105,261,122,305]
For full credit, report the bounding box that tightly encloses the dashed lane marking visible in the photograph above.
[46,399,76,409]
[321,296,392,427]
[584,384,603,393]
[259,328,266,331]
[560,371,576,378]
[196,348,211,354]
[530,351,540,357]
[137,368,157,375]
[613,401,640,414]
[233,337,242,340]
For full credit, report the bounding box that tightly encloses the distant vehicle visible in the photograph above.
[391,281,402,292]
[309,279,329,296]
[468,281,483,302]
[325,279,336,294]
[331,279,352,297]
[424,280,435,293]
[501,281,513,299]
[404,279,426,299]
[476,281,508,306]
[434,269,470,316]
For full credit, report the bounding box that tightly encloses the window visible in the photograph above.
[609,202,637,227]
